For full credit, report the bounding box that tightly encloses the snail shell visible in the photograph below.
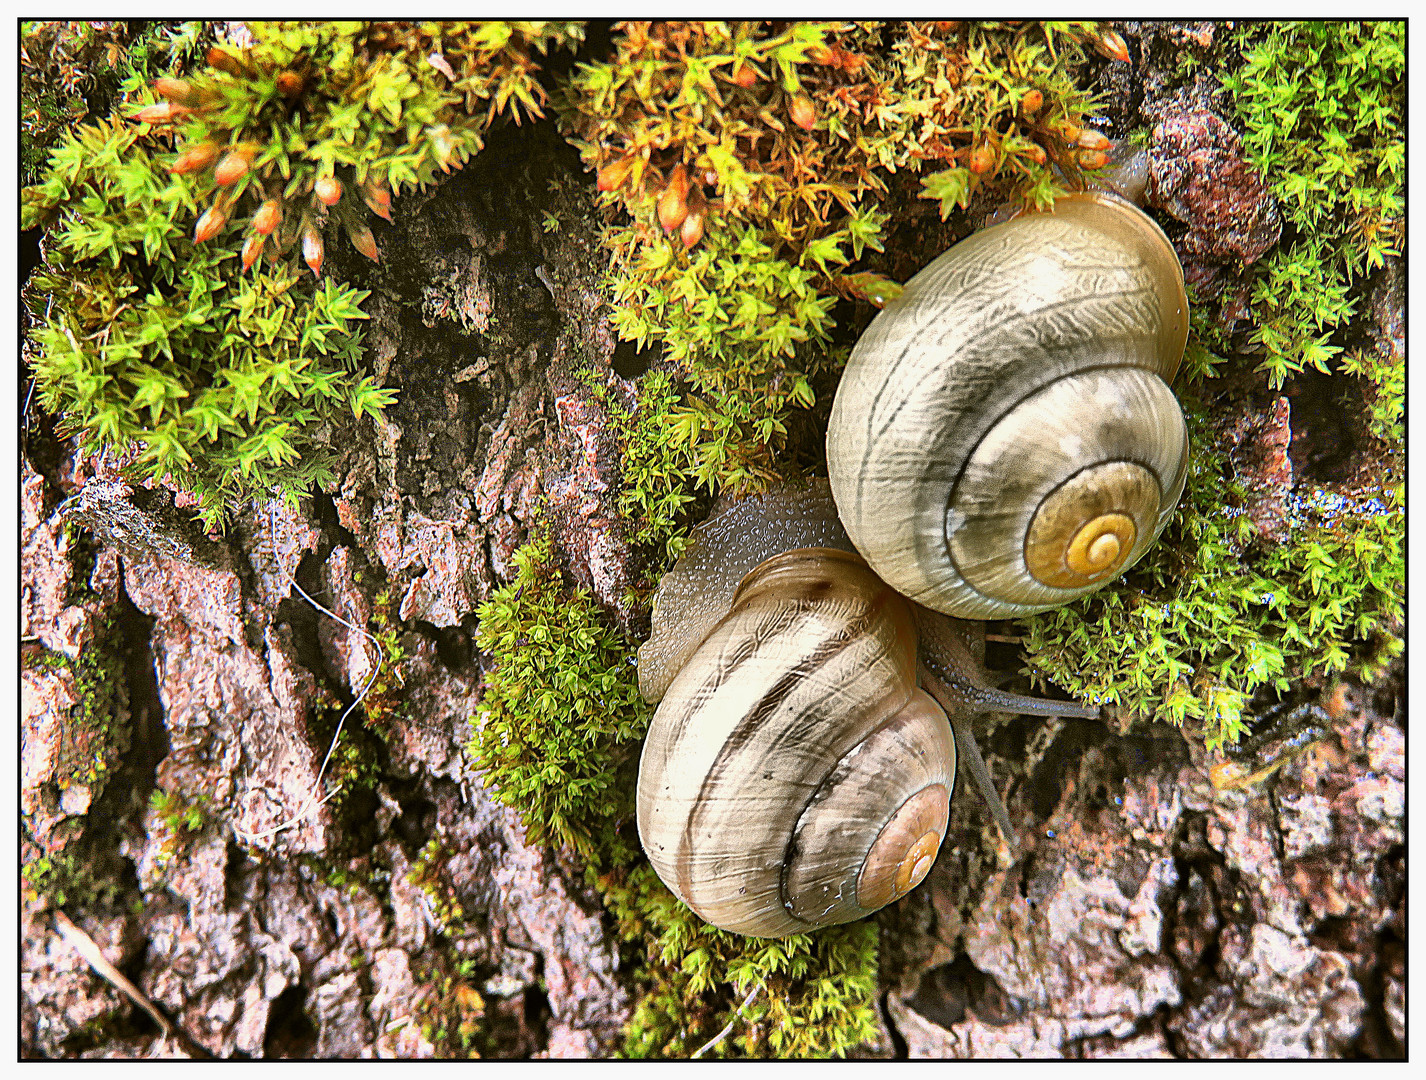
[826,190,1190,619]
[638,487,956,938]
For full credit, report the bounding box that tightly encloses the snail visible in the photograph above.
[636,483,1099,938]
[826,176,1189,618]
[635,162,1188,937]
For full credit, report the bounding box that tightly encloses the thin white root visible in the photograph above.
[692,983,762,1059]
[234,495,387,844]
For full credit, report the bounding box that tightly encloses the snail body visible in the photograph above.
[637,484,1093,938]
[826,190,1189,618]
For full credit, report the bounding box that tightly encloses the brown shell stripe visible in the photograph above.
[672,586,902,913]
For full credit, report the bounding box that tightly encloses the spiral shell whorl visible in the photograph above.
[635,548,954,937]
[826,192,1189,619]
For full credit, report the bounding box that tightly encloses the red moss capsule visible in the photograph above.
[214,151,251,186]
[731,63,758,87]
[252,199,282,236]
[1020,89,1044,116]
[968,142,998,175]
[347,222,380,263]
[1095,30,1131,63]
[153,77,195,104]
[362,179,394,222]
[597,156,635,192]
[315,176,342,206]
[789,93,817,131]
[241,233,264,272]
[275,70,304,97]
[169,141,219,175]
[302,224,324,276]
[658,164,690,233]
[193,205,227,243]
[1078,149,1110,170]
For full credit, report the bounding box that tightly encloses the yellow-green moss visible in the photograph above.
[1219,21,1404,388]
[560,19,1115,494]
[466,538,648,862]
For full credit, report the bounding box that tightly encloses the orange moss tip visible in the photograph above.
[362,179,394,221]
[1077,129,1111,151]
[598,156,635,192]
[169,142,219,175]
[207,44,247,77]
[658,163,690,232]
[680,210,705,248]
[348,223,380,263]
[315,176,343,206]
[680,188,707,248]
[1078,149,1110,170]
[241,233,264,271]
[1020,89,1044,116]
[789,93,817,131]
[132,101,188,124]
[1096,30,1131,63]
[968,143,997,175]
[252,200,282,235]
[153,77,194,104]
[214,152,250,186]
[302,226,324,275]
[193,205,227,243]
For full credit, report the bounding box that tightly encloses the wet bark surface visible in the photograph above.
[20,24,1404,1060]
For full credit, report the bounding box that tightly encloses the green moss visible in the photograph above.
[466,538,648,862]
[1218,21,1404,389]
[468,533,887,1056]
[407,836,468,933]
[22,630,129,907]
[606,368,699,566]
[19,20,203,185]
[22,848,125,911]
[148,787,210,862]
[1023,399,1403,750]
[1016,22,1406,747]
[20,20,585,529]
[561,19,1115,495]
[22,113,390,530]
[407,952,488,1058]
[24,633,127,798]
[599,863,880,1058]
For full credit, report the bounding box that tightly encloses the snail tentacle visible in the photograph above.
[913,605,1099,720]
[921,665,1018,852]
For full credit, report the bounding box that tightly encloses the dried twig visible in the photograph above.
[692,982,762,1059]
[51,909,172,1037]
